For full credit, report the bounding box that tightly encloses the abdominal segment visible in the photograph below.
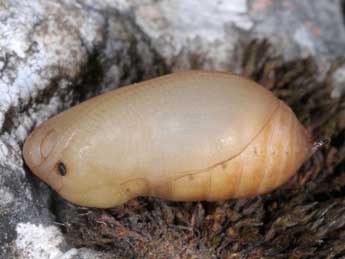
[148,102,311,202]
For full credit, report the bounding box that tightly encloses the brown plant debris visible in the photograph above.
[53,40,345,259]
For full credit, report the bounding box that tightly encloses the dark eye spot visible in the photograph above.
[58,162,67,176]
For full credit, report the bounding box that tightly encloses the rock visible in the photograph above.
[130,0,345,74]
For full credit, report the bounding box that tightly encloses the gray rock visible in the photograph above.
[130,0,345,73]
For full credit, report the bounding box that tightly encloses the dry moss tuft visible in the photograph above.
[54,40,345,259]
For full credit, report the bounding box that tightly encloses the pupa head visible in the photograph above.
[23,108,127,208]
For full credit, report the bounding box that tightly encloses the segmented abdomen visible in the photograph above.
[154,101,311,201]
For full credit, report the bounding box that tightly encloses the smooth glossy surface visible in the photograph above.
[23,71,312,208]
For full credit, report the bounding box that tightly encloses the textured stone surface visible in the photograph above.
[128,0,345,72]
[132,0,253,70]
[1,0,345,258]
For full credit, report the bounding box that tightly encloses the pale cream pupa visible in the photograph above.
[23,71,312,208]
